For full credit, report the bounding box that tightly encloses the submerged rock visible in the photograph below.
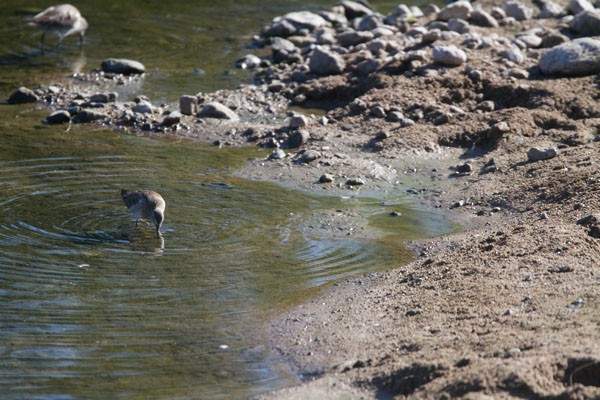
[101,58,146,75]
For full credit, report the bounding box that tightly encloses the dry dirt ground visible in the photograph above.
[14,0,600,398]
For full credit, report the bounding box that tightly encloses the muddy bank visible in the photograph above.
[6,0,600,398]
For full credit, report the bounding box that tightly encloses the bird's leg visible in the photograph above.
[79,33,84,47]
[40,32,45,53]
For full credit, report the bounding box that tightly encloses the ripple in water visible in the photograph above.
[0,123,454,399]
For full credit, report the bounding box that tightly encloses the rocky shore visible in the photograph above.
[7,0,600,398]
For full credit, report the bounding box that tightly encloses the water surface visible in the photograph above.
[0,1,453,398]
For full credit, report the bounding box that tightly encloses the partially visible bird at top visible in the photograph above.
[26,4,88,49]
[121,189,166,239]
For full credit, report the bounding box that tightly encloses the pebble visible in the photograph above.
[308,46,346,75]
[539,38,600,76]
[289,114,309,128]
[199,102,239,120]
[470,8,499,27]
[432,45,467,66]
[568,0,595,15]
[179,95,198,115]
[132,100,154,114]
[539,1,566,18]
[503,348,522,358]
[7,87,39,104]
[281,11,327,31]
[340,0,373,19]
[503,1,533,21]
[288,129,310,147]
[101,58,146,75]
[345,178,365,186]
[456,163,473,174]
[300,149,321,163]
[437,1,473,21]
[319,173,334,183]
[527,147,558,161]
[45,110,71,124]
[234,54,262,69]
[270,148,286,159]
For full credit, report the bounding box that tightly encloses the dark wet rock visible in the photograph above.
[539,1,566,18]
[357,15,382,31]
[371,106,386,118]
[540,33,569,48]
[577,214,600,226]
[319,173,334,183]
[470,8,499,27]
[162,111,182,127]
[179,95,198,115]
[101,58,145,75]
[308,46,345,75]
[339,0,373,19]
[432,45,467,66]
[386,111,404,122]
[456,163,473,174]
[7,87,39,104]
[199,102,239,120]
[568,0,595,15]
[288,129,310,148]
[234,54,261,69]
[75,109,107,123]
[281,11,327,31]
[503,1,533,20]
[437,1,473,21]
[527,147,558,162]
[539,38,600,76]
[477,100,495,111]
[569,10,600,36]
[44,110,71,124]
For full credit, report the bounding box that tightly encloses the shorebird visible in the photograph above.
[26,4,88,48]
[121,189,166,238]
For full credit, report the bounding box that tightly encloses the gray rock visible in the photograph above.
[346,178,365,186]
[162,111,182,126]
[470,8,499,27]
[270,148,286,159]
[289,114,309,128]
[569,10,600,36]
[299,149,321,163]
[422,29,441,43]
[101,58,145,75]
[518,34,542,48]
[75,109,107,123]
[499,45,524,63]
[357,59,379,76]
[234,54,261,69]
[386,110,404,122]
[271,37,296,53]
[503,1,533,20]
[319,173,334,183]
[282,11,327,31]
[199,102,239,120]
[337,29,374,47]
[288,129,310,147]
[132,100,154,114]
[179,95,198,115]
[568,0,595,14]
[357,15,382,31]
[540,33,569,48]
[432,45,467,66]
[539,1,566,18]
[527,147,558,161]
[7,87,39,104]
[45,110,71,124]
[308,46,346,75]
[540,38,600,76]
[448,18,471,34]
[437,1,473,21]
[340,0,373,19]
[371,106,386,118]
[477,100,495,111]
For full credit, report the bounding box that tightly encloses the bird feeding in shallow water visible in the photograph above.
[26,4,88,49]
[121,189,166,238]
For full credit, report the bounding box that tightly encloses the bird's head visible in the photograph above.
[153,210,164,238]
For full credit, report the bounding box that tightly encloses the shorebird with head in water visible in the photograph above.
[121,189,166,238]
[27,4,88,49]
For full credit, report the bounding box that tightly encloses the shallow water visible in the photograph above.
[0,1,452,399]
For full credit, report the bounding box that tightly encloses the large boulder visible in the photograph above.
[540,38,600,76]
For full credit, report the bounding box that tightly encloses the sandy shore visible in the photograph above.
[10,0,600,398]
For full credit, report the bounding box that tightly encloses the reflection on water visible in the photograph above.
[0,107,455,399]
